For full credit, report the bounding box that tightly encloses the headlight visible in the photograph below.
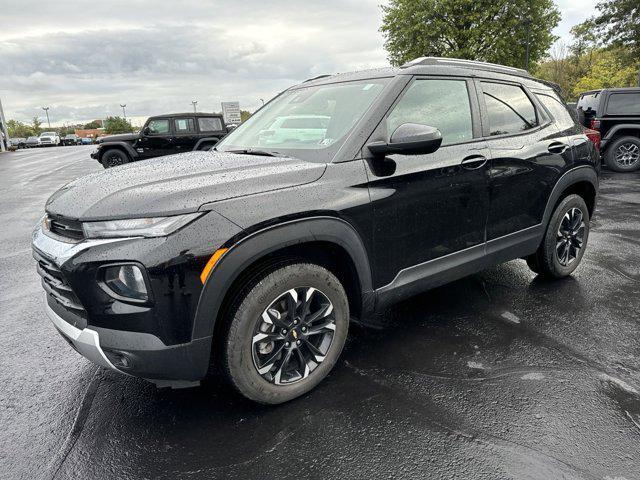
[83,213,202,238]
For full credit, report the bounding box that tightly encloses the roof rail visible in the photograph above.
[401,57,531,78]
[303,74,332,83]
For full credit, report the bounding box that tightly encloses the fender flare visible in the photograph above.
[99,141,139,159]
[191,216,375,340]
[601,124,640,149]
[541,166,599,227]
[193,137,222,151]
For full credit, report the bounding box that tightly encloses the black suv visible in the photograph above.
[33,58,598,404]
[577,87,640,172]
[91,112,227,168]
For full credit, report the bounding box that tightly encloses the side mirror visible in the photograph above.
[142,127,151,135]
[367,123,443,156]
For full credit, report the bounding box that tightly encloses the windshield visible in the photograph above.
[216,78,390,162]
[40,132,56,137]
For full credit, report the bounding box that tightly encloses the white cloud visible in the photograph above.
[0,0,593,126]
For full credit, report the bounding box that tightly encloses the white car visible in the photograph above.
[39,131,60,147]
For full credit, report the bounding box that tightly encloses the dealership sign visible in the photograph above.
[221,101,242,124]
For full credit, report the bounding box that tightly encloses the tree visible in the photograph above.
[6,120,35,138]
[83,120,102,129]
[380,0,560,68]
[572,48,638,96]
[32,117,42,135]
[580,0,639,55]
[240,110,252,122]
[103,116,134,135]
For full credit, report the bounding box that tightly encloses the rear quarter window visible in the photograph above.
[606,93,640,115]
[536,93,576,130]
[198,117,224,132]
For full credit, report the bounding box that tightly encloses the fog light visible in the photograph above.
[103,264,148,301]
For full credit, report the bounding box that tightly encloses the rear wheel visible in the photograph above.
[605,136,640,172]
[101,148,130,168]
[222,262,349,404]
[526,194,590,278]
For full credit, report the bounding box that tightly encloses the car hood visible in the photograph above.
[45,151,327,221]
[99,133,139,142]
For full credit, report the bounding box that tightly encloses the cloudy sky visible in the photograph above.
[0,0,597,127]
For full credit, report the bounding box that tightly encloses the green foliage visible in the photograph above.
[103,116,134,135]
[240,110,252,122]
[582,0,639,54]
[380,0,560,68]
[83,120,102,129]
[7,119,35,138]
[31,117,42,135]
[535,44,639,100]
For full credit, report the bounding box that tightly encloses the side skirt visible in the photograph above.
[375,224,543,311]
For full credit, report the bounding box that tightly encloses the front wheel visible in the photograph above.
[526,194,590,278]
[101,148,130,168]
[222,262,349,404]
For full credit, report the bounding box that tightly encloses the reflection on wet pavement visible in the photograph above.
[1,149,639,479]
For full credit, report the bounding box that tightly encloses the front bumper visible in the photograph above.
[31,221,226,387]
[45,299,117,370]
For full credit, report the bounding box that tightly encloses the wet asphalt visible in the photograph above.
[1,146,639,480]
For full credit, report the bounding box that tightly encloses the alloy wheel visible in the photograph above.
[614,142,640,168]
[556,207,585,266]
[252,287,336,385]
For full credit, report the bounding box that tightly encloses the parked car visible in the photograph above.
[33,57,598,404]
[90,113,228,168]
[25,136,41,148]
[9,137,26,149]
[259,115,330,146]
[80,137,93,145]
[577,87,640,172]
[62,134,82,146]
[39,131,61,147]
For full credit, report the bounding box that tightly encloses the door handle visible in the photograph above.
[461,155,488,170]
[548,142,568,154]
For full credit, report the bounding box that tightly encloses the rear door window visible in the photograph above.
[606,93,640,115]
[480,82,538,136]
[174,117,196,134]
[198,117,223,132]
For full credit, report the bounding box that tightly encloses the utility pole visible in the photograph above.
[192,100,198,113]
[42,106,51,128]
[120,104,127,120]
[0,98,8,153]
[524,19,532,71]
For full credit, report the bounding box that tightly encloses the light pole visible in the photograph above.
[42,106,51,128]
[192,100,198,113]
[120,104,127,120]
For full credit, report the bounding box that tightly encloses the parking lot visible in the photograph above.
[1,146,639,480]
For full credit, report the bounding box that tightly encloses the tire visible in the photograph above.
[526,194,590,278]
[101,148,130,168]
[222,262,349,404]
[604,136,640,172]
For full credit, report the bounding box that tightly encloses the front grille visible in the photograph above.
[48,215,84,240]
[33,249,86,315]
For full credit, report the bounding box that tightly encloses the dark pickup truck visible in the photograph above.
[91,112,228,168]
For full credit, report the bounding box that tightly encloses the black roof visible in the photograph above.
[149,112,223,119]
[299,57,555,92]
[580,87,640,96]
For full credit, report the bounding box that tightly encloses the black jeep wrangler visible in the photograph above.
[577,87,640,172]
[91,113,228,168]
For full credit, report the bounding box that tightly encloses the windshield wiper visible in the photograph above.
[226,149,287,157]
